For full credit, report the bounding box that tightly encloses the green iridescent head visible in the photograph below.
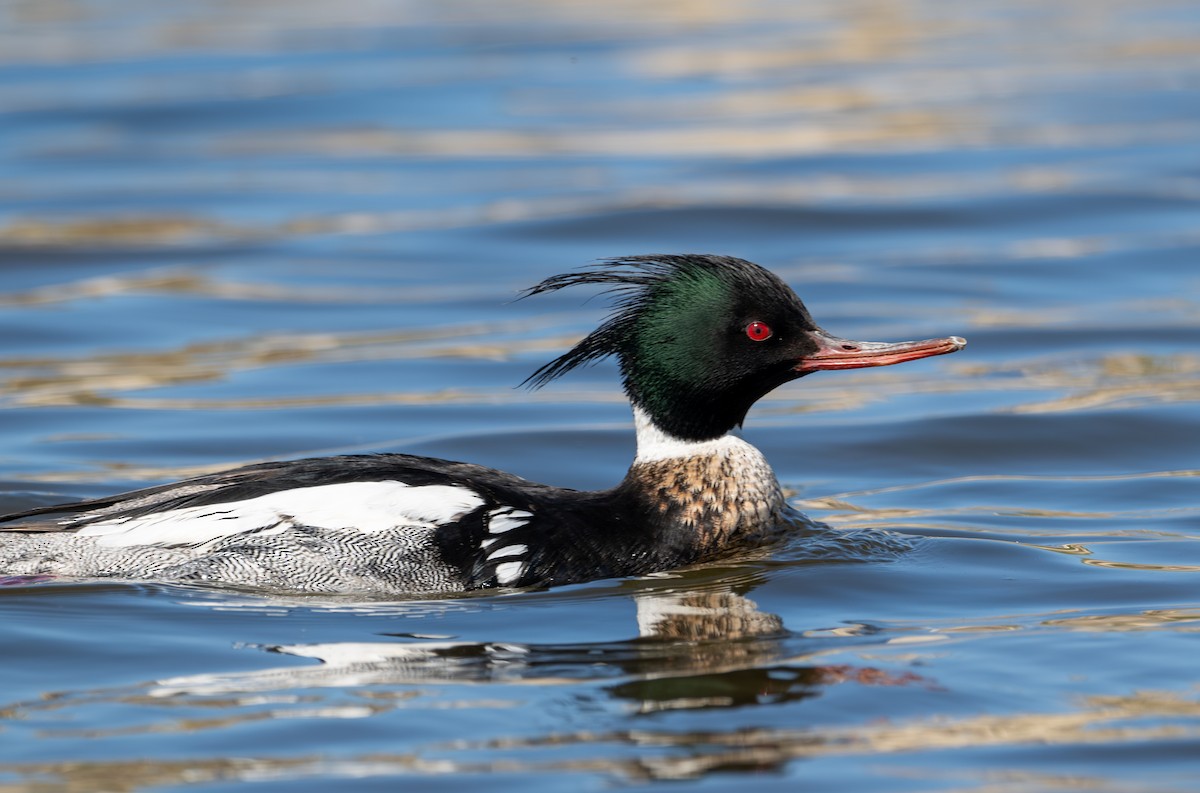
[524,254,964,442]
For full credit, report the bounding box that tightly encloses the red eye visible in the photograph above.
[745,321,772,341]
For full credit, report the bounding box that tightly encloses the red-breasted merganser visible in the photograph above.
[0,255,965,594]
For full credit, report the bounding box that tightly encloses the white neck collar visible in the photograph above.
[632,406,748,463]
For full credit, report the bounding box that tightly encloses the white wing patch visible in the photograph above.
[75,481,485,549]
[486,543,528,561]
[488,508,532,533]
[481,507,533,585]
[494,561,525,585]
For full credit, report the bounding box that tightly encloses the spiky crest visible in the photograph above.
[519,255,749,390]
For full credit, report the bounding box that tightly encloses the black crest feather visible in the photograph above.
[519,254,754,390]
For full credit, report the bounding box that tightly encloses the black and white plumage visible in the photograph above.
[0,255,965,594]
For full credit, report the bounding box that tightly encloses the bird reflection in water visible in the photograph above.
[142,582,930,714]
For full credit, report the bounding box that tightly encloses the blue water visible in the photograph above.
[2,2,1200,790]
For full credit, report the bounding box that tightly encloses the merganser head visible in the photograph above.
[523,254,965,442]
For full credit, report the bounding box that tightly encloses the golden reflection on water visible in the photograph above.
[5,178,1200,251]
[0,310,563,407]
[1080,558,1200,573]
[4,584,1199,788]
[0,217,240,247]
[0,268,500,307]
[3,0,1200,252]
[1043,608,1200,632]
[3,685,1199,788]
[0,2,1198,791]
[6,310,1197,413]
[1007,355,1200,414]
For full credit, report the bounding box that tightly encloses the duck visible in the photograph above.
[0,255,965,594]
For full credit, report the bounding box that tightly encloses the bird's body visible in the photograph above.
[0,427,785,593]
[0,255,964,594]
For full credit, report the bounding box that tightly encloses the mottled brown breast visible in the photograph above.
[622,440,786,557]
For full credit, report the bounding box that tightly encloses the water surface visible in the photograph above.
[2,2,1199,791]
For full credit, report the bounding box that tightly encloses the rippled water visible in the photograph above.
[2,2,1200,790]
